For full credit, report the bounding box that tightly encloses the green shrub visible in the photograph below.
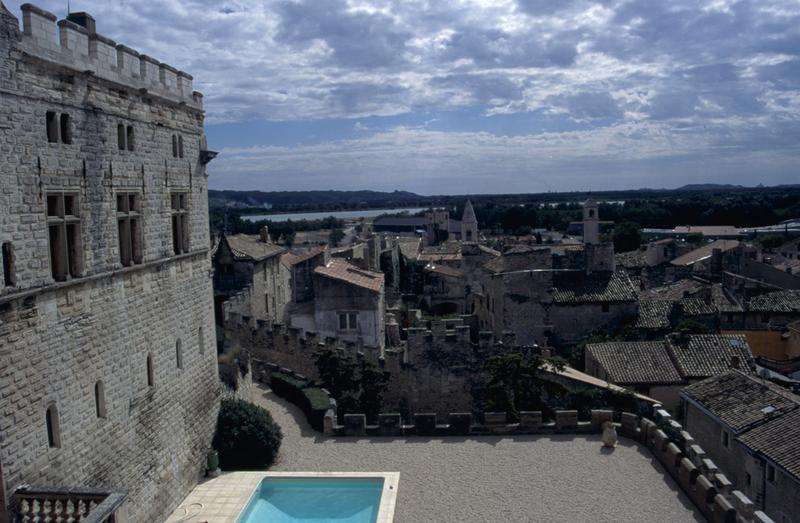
[213,399,282,470]
[269,371,332,431]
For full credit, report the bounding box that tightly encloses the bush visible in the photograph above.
[213,399,282,470]
[269,371,332,431]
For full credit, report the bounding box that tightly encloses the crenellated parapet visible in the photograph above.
[12,3,201,108]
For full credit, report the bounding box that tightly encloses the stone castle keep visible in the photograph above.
[0,3,219,522]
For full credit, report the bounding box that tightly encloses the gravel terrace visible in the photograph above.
[249,385,703,523]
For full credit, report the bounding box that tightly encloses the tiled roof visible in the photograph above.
[666,334,754,379]
[682,370,800,432]
[418,244,462,262]
[223,234,285,261]
[712,284,743,313]
[424,264,464,278]
[640,278,708,301]
[483,246,552,274]
[586,341,683,384]
[677,298,718,316]
[670,240,740,267]
[738,408,800,478]
[615,249,647,269]
[284,246,327,266]
[314,259,384,292]
[747,290,800,313]
[552,271,636,304]
[636,300,673,329]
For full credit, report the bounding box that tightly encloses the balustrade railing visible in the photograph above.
[10,485,126,523]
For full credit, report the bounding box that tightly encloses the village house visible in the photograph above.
[585,333,755,411]
[0,4,219,522]
[312,259,386,351]
[681,370,800,522]
[212,228,289,324]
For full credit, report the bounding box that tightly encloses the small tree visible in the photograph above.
[612,221,642,253]
[484,352,567,420]
[313,348,390,420]
[213,399,282,470]
[686,232,704,244]
[329,227,346,247]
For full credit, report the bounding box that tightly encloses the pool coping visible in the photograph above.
[165,471,400,523]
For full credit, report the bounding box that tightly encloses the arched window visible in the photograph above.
[198,326,205,354]
[176,339,183,369]
[45,404,60,448]
[94,381,106,418]
[146,354,154,387]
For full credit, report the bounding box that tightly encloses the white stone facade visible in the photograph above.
[0,3,219,522]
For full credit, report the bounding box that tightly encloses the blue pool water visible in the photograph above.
[237,477,384,523]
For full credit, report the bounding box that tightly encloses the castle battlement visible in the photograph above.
[11,3,201,108]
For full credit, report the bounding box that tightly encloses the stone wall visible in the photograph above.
[0,4,219,522]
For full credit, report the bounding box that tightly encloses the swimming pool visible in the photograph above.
[236,473,399,523]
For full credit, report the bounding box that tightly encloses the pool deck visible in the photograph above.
[166,385,704,522]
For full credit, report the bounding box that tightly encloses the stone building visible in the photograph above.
[0,4,219,522]
[212,229,288,324]
[312,259,386,351]
[681,370,800,522]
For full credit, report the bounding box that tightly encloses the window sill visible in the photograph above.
[0,248,209,305]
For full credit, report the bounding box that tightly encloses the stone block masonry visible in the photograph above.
[0,3,219,523]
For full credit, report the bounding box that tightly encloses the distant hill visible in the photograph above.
[209,189,422,210]
[673,183,745,191]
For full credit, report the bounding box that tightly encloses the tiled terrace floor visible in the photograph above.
[166,385,704,522]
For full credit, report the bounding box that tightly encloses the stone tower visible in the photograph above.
[461,200,479,242]
[583,199,600,244]
[0,4,219,522]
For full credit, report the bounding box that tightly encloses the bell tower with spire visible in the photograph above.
[461,200,478,242]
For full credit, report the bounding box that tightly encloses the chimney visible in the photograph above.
[259,226,270,243]
[66,11,96,34]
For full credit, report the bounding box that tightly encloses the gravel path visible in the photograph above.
[251,385,703,523]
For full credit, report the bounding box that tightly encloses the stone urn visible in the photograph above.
[601,421,618,448]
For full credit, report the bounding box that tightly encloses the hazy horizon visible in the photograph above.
[7,0,800,194]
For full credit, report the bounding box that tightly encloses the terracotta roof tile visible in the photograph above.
[738,408,800,478]
[747,290,800,313]
[552,271,636,304]
[682,370,799,432]
[586,341,683,384]
[314,259,384,293]
[636,300,673,329]
[221,234,285,261]
[666,334,754,379]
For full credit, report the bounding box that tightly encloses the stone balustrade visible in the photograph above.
[10,485,127,523]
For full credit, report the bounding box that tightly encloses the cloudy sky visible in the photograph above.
[6,0,800,194]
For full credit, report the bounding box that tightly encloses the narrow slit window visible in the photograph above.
[117,124,126,150]
[2,242,14,287]
[146,354,154,387]
[178,135,184,158]
[127,125,134,151]
[172,134,178,157]
[94,381,106,419]
[46,192,82,281]
[45,404,60,448]
[59,114,71,144]
[46,111,58,143]
[176,339,183,369]
[199,326,205,354]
